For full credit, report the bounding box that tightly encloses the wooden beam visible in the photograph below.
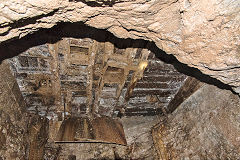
[124,48,150,102]
[48,42,63,115]
[93,41,114,115]
[166,77,203,113]
[86,40,98,116]
[115,48,135,102]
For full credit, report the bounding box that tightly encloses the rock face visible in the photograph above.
[0,0,239,93]
[0,61,28,159]
[152,84,240,159]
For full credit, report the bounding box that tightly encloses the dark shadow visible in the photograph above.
[69,0,127,7]
[0,22,235,94]
[69,0,112,7]
[149,43,236,93]
[0,22,146,62]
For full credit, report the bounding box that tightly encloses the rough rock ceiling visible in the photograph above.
[9,37,186,119]
[0,0,239,94]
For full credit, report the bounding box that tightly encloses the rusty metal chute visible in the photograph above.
[55,116,127,145]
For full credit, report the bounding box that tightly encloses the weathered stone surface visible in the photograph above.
[121,116,159,159]
[0,0,239,93]
[152,84,240,159]
[0,60,28,160]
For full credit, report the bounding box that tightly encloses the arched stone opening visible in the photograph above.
[1,22,234,117]
[2,24,188,159]
[1,22,233,90]
[1,0,239,94]
[1,23,189,159]
[0,4,239,158]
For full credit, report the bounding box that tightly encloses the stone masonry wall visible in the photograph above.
[152,83,240,159]
[0,60,29,160]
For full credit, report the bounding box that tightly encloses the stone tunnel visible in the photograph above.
[0,0,239,159]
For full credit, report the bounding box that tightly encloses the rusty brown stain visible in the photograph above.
[152,124,170,160]
[92,116,127,145]
[56,116,127,145]
[28,116,48,160]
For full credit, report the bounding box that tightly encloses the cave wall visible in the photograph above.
[0,0,239,93]
[0,61,29,160]
[0,1,239,159]
[152,83,240,159]
[121,116,159,159]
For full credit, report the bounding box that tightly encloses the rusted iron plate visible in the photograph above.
[92,116,127,145]
[56,116,127,145]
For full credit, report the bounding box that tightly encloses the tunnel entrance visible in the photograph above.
[6,34,187,159]
[0,23,239,160]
